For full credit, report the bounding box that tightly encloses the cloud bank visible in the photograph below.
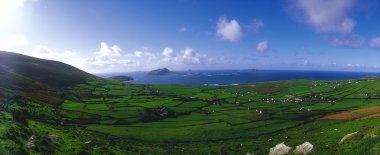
[1,36,228,73]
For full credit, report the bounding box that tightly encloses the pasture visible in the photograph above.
[39,78,380,154]
[1,77,378,154]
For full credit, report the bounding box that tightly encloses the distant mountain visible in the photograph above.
[0,51,95,105]
[108,75,134,81]
[148,68,173,75]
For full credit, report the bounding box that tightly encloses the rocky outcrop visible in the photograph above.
[269,142,292,155]
[339,131,358,144]
[25,135,36,149]
[47,134,61,142]
[293,142,313,155]
[108,75,134,81]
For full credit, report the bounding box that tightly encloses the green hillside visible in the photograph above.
[0,51,380,154]
[0,51,94,105]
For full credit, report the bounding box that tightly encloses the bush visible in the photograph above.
[12,112,28,126]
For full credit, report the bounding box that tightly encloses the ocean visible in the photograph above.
[97,70,379,86]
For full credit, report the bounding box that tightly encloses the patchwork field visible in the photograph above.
[2,77,380,154]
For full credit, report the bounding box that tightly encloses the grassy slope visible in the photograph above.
[0,51,97,154]
[0,51,94,105]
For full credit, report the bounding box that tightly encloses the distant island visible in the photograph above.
[242,69,260,72]
[108,75,134,81]
[148,68,173,75]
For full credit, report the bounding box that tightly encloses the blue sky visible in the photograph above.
[0,0,379,73]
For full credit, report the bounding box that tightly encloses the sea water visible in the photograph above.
[98,70,379,86]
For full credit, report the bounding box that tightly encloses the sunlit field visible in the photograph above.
[2,73,379,154]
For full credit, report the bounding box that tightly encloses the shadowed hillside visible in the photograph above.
[0,51,95,105]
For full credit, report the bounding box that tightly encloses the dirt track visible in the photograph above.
[320,106,380,120]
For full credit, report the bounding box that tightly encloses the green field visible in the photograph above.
[1,76,380,154]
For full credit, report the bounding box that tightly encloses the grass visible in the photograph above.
[1,76,380,154]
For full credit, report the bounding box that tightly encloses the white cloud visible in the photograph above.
[244,18,264,33]
[294,0,356,34]
[161,47,180,64]
[370,37,380,49]
[62,50,79,58]
[291,0,364,48]
[0,34,28,50]
[31,45,52,55]
[162,47,175,57]
[30,45,78,61]
[95,42,122,57]
[84,42,134,71]
[256,40,268,52]
[20,42,151,73]
[331,34,363,48]
[11,42,134,73]
[4,38,228,72]
[216,16,243,42]
[182,48,196,58]
[84,56,132,68]
[160,47,209,65]
[181,48,202,65]
[134,51,143,57]
[133,50,156,59]
[3,40,160,72]
[24,45,85,70]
